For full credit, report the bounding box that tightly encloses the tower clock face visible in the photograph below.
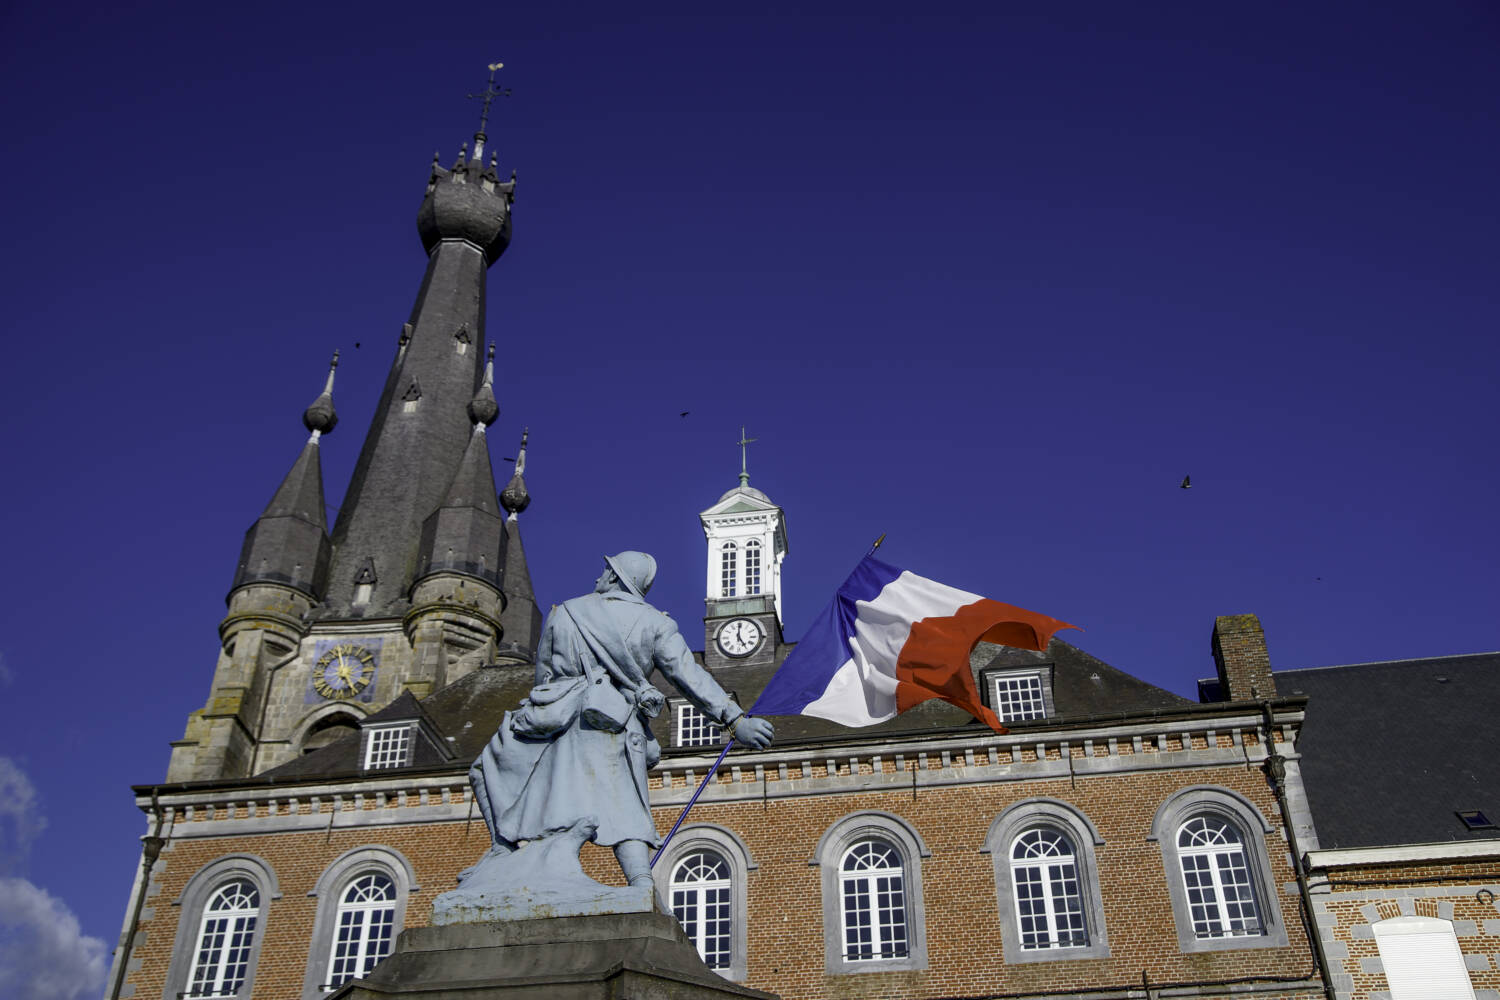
[717,618,763,657]
[312,643,377,699]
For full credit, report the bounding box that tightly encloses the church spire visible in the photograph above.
[230,352,338,599]
[320,78,517,618]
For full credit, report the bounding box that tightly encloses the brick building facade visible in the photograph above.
[105,110,1494,1000]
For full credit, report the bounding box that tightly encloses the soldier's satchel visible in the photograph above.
[511,677,587,738]
[581,674,633,733]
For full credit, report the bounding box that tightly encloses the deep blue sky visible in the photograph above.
[1,1,1496,991]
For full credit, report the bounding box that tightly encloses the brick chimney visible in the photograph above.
[1211,614,1275,701]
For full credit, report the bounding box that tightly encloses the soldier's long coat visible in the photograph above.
[470,588,740,848]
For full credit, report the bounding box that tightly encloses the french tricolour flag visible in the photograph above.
[752,556,1078,732]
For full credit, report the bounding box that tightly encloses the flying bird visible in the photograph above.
[1180,475,1192,489]
[679,411,690,417]
[354,341,361,349]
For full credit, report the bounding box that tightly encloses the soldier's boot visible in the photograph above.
[615,839,654,889]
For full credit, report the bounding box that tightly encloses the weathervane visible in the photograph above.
[468,61,511,161]
[737,426,757,487]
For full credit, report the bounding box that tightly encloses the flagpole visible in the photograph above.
[652,738,736,867]
[652,535,887,868]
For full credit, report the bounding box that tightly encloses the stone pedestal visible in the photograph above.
[335,912,778,1000]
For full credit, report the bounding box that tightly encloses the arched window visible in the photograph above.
[813,811,929,974]
[185,879,260,997]
[165,855,278,1000]
[840,839,908,962]
[654,825,755,981]
[302,847,417,999]
[984,798,1109,963]
[1176,816,1262,939]
[743,540,761,595]
[1150,786,1287,952]
[670,851,733,970]
[1011,829,1088,950]
[720,543,737,597]
[326,873,397,988]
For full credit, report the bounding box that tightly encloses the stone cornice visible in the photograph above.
[1306,840,1500,869]
[136,711,1302,838]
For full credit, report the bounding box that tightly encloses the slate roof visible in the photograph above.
[1278,651,1500,850]
[252,635,1193,781]
[231,438,332,598]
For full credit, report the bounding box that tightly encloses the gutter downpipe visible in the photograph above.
[106,789,167,1000]
[1259,697,1337,1000]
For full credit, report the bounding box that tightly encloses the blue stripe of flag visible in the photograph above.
[750,555,903,716]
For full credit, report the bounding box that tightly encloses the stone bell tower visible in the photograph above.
[166,92,540,782]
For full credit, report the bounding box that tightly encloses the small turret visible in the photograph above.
[230,352,339,598]
[172,353,338,782]
[497,428,541,664]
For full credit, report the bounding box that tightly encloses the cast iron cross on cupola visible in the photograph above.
[468,62,511,161]
[738,426,757,487]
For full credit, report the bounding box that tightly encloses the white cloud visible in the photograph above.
[0,758,46,874]
[0,877,110,1000]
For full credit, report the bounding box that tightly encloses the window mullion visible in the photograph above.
[1205,849,1231,934]
[1040,861,1060,947]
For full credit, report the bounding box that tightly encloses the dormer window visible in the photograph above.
[675,703,723,748]
[982,666,1056,723]
[364,724,412,769]
[352,558,377,607]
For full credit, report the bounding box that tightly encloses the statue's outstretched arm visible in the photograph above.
[652,622,773,749]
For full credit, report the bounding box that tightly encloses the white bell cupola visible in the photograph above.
[699,429,788,626]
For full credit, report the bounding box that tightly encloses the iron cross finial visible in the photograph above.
[737,426,758,487]
[468,62,511,161]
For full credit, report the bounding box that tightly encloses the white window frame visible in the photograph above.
[184,880,261,997]
[164,855,279,1000]
[839,839,910,963]
[813,811,929,974]
[1176,815,1262,939]
[654,825,756,981]
[720,543,737,598]
[743,540,762,595]
[992,671,1047,721]
[1149,786,1288,952]
[324,872,398,989]
[364,724,412,769]
[669,851,734,971]
[301,847,417,999]
[1010,829,1089,951]
[984,798,1110,963]
[674,701,723,748]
